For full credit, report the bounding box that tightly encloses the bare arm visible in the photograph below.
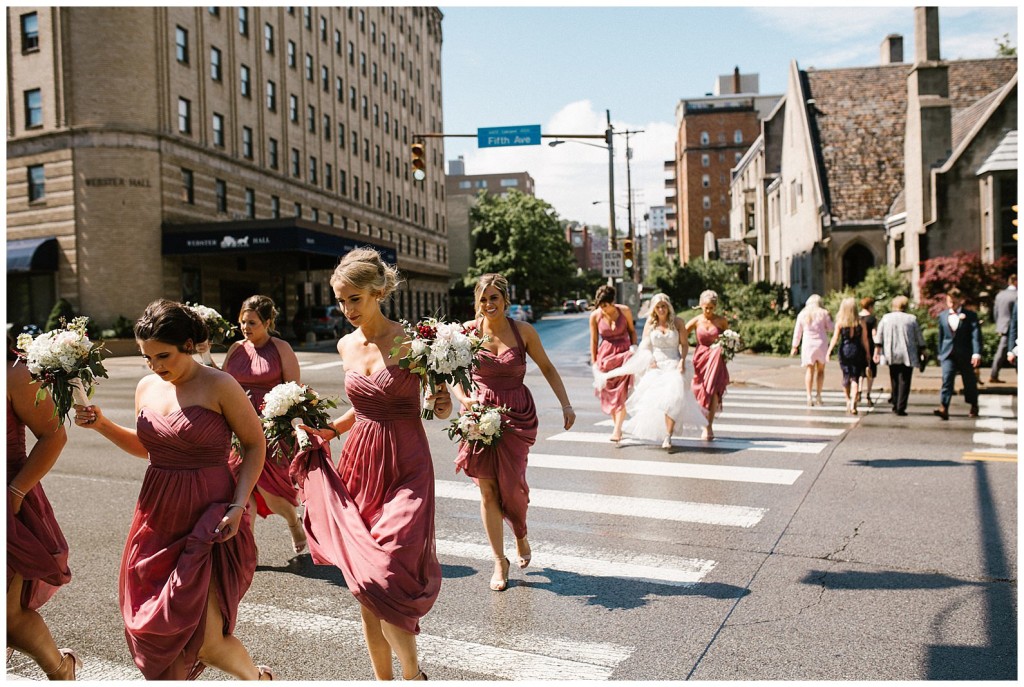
[521,323,575,430]
[275,338,302,383]
[622,306,638,346]
[214,374,265,538]
[859,325,870,359]
[675,317,689,369]
[8,365,68,514]
[589,312,600,363]
[826,325,842,358]
[73,377,152,458]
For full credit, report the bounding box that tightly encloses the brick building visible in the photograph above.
[7,6,447,334]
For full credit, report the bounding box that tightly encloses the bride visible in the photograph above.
[594,293,706,448]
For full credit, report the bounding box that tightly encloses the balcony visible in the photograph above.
[664,178,676,189]
[664,160,676,172]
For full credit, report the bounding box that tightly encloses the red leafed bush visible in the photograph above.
[919,251,1017,317]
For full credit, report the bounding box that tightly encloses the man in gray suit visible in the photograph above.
[989,273,1017,383]
[873,295,925,416]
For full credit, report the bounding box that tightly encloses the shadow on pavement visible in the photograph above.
[846,458,966,468]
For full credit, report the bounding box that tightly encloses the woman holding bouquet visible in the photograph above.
[686,290,731,441]
[74,300,272,680]
[213,295,306,554]
[590,284,637,442]
[451,273,575,592]
[7,338,77,679]
[297,247,448,681]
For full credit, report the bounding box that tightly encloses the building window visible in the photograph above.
[289,94,298,122]
[271,195,280,218]
[335,29,341,55]
[339,170,347,195]
[373,104,379,126]
[215,179,227,212]
[307,105,316,132]
[703,217,712,230]
[500,178,519,187]
[175,26,189,63]
[702,174,710,188]
[321,65,329,92]
[245,188,255,218]
[303,7,312,29]
[212,113,224,147]
[180,168,194,203]
[734,129,743,144]
[305,53,313,81]
[309,156,317,184]
[349,86,356,110]
[360,52,367,76]
[336,76,343,102]
[328,212,334,226]
[353,175,360,200]
[287,40,295,68]
[177,97,190,133]
[475,180,488,189]
[701,153,710,167]
[700,131,710,146]
[374,145,380,167]
[338,123,345,147]
[361,96,368,119]
[365,181,371,204]
[264,23,273,52]
[351,132,358,154]
[242,126,253,159]
[21,13,39,52]
[266,80,276,111]
[736,152,743,163]
[268,137,278,169]
[363,138,369,162]
[319,16,327,41]
[323,115,331,140]
[240,64,251,97]
[27,164,45,202]
[458,180,471,189]
[702,195,711,209]
[237,7,248,36]
[348,41,355,66]
[209,7,219,17]
[210,46,222,80]
[24,89,43,129]
[291,148,300,177]
[325,163,332,189]
[294,202,301,218]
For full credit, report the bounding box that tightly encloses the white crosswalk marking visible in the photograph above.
[972,431,1018,447]
[527,452,802,485]
[547,430,829,454]
[299,360,344,370]
[974,417,1018,432]
[5,654,140,681]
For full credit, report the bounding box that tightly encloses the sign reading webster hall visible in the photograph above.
[84,177,152,188]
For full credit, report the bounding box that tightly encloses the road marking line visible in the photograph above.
[962,451,1018,462]
[971,432,1018,447]
[547,430,828,454]
[710,400,854,412]
[527,452,802,485]
[436,536,715,586]
[974,418,1018,431]
[299,360,344,370]
[6,653,140,680]
[238,602,632,680]
[435,480,766,527]
[727,389,847,398]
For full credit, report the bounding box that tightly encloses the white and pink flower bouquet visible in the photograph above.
[259,381,338,462]
[186,303,237,364]
[15,316,109,423]
[446,402,510,448]
[391,317,487,419]
[711,329,744,361]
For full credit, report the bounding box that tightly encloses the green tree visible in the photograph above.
[44,298,77,332]
[995,33,1017,57]
[467,190,578,308]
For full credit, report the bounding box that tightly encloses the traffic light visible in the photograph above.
[623,239,634,267]
[1013,204,1018,242]
[411,141,426,181]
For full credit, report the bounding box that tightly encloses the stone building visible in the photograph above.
[7,6,447,334]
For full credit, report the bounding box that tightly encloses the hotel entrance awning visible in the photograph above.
[7,236,59,273]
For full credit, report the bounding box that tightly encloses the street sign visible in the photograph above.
[477,124,541,148]
[602,250,623,278]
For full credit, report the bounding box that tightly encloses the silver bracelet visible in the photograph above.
[226,502,245,511]
[8,484,26,499]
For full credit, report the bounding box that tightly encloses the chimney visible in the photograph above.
[880,34,904,64]
[914,6,941,63]
[733,66,741,94]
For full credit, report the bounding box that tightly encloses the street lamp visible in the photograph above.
[548,112,617,252]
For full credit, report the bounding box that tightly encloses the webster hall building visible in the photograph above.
[7,6,448,335]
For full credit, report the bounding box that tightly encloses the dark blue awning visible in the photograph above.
[7,237,59,273]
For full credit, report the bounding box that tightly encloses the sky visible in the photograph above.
[439,3,1018,231]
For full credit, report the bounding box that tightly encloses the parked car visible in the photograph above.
[562,299,579,313]
[507,304,529,322]
[293,305,351,340]
[521,304,536,322]
[575,299,590,311]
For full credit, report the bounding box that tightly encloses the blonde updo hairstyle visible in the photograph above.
[699,289,719,307]
[330,247,401,300]
[474,273,511,318]
[648,293,675,327]
[238,295,280,335]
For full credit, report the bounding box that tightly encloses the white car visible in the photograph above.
[507,304,529,322]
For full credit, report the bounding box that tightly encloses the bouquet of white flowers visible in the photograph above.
[446,403,510,448]
[391,318,487,419]
[260,381,339,462]
[711,329,744,361]
[185,303,237,364]
[16,317,109,423]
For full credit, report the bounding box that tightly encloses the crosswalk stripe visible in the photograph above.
[704,422,844,437]
[299,360,344,370]
[727,389,847,398]
[974,418,1018,431]
[436,535,716,586]
[547,430,828,454]
[713,400,854,412]
[972,432,1018,447]
[6,653,140,681]
[435,479,765,527]
[597,410,857,425]
[527,453,802,485]
[237,602,632,680]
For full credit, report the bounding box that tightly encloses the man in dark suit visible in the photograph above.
[988,273,1017,383]
[933,287,983,420]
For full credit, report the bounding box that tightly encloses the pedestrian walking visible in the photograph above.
[687,290,731,441]
[7,337,79,680]
[933,287,982,420]
[209,295,306,554]
[826,297,871,414]
[450,273,575,592]
[73,300,271,680]
[790,294,834,406]
[873,296,925,416]
[590,284,637,442]
[988,273,1017,383]
[296,248,446,681]
[858,297,879,406]
[1007,300,1018,366]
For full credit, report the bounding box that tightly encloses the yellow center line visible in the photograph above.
[962,451,1018,462]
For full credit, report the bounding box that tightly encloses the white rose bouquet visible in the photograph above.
[391,318,487,419]
[259,381,339,462]
[711,328,744,361]
[446,403,510,448]
[185,303,237,364]
[15,316,109,423]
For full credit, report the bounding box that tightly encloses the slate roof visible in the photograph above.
[802,58,1016,224]
[977,129,1018,175]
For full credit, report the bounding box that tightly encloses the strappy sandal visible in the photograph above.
[410,668,428,680]
[257,665,275,680]
[489,557,510,592]
[287,521,307,554]
[515,537,531,569]
[45,648,82,680]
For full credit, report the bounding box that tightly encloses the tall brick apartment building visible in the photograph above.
[7,6,447,334]
[665,70,780,265]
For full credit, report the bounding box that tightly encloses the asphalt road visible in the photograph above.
[8,312,1017,681]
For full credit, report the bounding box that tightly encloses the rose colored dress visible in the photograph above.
[594,312,633,414]
[691,323,730,412]
[7,403,71,610]
[792,312,834,367]
[454,319,538,539]
[225,339,296,518]
[290,365,440,635]
[123,406,257,680]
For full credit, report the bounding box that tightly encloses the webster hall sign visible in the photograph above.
[84,176,152,188]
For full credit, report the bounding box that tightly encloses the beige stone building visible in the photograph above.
[7,6,448,334]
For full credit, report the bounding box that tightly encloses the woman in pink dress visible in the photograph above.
[589,284,637,442]
[215,295,304,554]
[74,300,271,680]
[297,248,449,681]
[450,273,575,592]
[686,290,731,441]
[790,294,835,406]
[7,339,78,680]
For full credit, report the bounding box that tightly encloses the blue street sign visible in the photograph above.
[477,124,542,148]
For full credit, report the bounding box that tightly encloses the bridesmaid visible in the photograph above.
[297,248,449,681]
[686,289,731,441]
[790,294,834,406]
[208,295,305,554]
[450,273,575,592]
[589,284,637,442]
[7,337,77,680]
[74,300,271,680]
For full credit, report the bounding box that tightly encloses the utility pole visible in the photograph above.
[605,110,617,251]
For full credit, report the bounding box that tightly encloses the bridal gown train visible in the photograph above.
[623,327,706,441]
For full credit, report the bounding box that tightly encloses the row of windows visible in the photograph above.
[456,178,520,189]
[699,130,745,146]
[700,152,744,167]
